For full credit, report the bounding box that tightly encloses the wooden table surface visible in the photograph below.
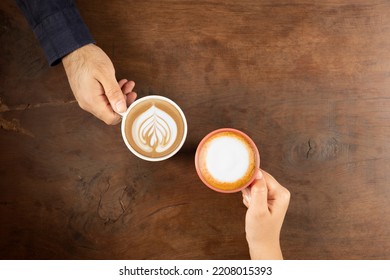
[1,0,389,260]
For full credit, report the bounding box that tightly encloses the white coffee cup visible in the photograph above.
[121,95,187,161]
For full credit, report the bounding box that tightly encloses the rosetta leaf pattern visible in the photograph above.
[132,105,177,153]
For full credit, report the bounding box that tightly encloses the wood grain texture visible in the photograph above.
[1,0,390,259]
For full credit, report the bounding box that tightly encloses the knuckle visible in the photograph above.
[102,115,120,125]
[105,87,122,100]
[253,208,269,219]
[252,185,267,195]
[102,116,115,125]
[110,118,121,125]
[77,100,88,111]
[102,118,112,125]
[280,187,291,202]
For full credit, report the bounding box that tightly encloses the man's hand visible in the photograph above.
[62,44,137,124]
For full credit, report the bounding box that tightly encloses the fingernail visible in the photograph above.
[115,100,127,113]
[256,170,263,180]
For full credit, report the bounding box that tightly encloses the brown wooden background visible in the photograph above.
[1,0,389,259]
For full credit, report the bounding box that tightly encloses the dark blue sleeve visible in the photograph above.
[16,0,95,66]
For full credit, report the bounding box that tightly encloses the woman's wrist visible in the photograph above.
[248,241,283,260]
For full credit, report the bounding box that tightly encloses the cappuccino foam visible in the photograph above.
[206,137,250,183]
[197,131,257,191]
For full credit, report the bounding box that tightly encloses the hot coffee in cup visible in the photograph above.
[195,128,260,193]
[121,95,187,161]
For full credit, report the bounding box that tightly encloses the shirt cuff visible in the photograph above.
[33,6,95,66]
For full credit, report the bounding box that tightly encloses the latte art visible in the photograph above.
[123,96,187,161]
[132,105,177,154]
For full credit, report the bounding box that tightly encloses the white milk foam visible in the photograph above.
[131,105,177,153]
[205,136,250,182]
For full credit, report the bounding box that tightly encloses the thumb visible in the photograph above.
[249,170,269,215]
[100,74,127,114]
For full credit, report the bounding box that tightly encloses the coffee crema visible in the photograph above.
[124,97,186,159]
[196,130,258,192]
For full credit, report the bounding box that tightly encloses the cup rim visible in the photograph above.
[121,95,187,161]
[195,128,260,193]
